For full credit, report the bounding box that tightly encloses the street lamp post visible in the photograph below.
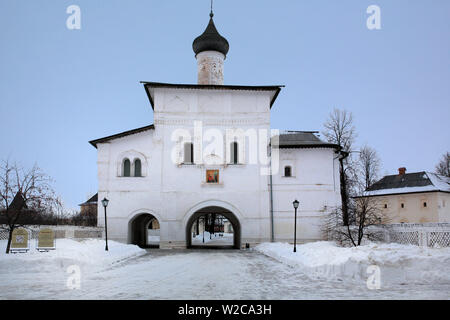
[293,200,299,253]
[102,197,109,251]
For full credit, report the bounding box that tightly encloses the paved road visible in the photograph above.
[1,249,449,299]
[52,249,449,300]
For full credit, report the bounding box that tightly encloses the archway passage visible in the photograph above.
[130,214,160,248]
[186,206,241,249]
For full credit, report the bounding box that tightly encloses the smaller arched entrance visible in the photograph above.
[186,206,241,249]
[129,213,160,248]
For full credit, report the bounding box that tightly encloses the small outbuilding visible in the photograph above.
[362,168,450,223]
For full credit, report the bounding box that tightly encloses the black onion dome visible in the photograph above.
[193,13,229,57]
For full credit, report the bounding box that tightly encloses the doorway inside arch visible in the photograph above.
[130,214,160,248]
[186,206,240,249]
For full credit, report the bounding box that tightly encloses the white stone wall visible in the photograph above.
[371,192,450,223]
[272,148,341,242]
[437,192,450,222]
[96,129,164,243]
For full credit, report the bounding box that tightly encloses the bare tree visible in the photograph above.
[324,195,389,247]
[0,160,61,254]
[323,150,387,247]
[70,207,97,227]
[322,109,356,152]
[358,145,381,189]
[322,108,356,226]
[435,152,450,178]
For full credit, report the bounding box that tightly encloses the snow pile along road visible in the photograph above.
[255,241,450,285]
[0,239,146,274]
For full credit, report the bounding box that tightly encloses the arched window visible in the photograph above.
[134,159,142,177]
[284,166,292,177]
[184,142,194,164]
[123,159,131,177]
[230,142,238,164]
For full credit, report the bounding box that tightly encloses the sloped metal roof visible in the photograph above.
[273,131,340,149]
[141,82,284,109]
[79,193,98,207]
[89,125,155,148]
[364,172,450,196]
[368,172,432,191]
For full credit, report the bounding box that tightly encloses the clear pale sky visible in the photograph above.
[1,0,449,210]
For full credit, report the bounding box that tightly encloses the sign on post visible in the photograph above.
[10,228,30,253]
[37,228,55,252]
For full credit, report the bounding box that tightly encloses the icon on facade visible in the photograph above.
[206,170,219,184]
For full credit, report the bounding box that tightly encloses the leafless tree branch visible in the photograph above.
[0,160,63,253]
[435,152,450,178]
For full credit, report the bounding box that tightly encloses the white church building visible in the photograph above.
[89,11,342,249]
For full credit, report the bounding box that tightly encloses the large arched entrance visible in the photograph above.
[186,206,241,249]
[129,213,160,248]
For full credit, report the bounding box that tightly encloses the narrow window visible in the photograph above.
[184,142,194,164]
[230,142,238,164]
[134,159,142,177]
[384,204,388,209]
[123,159,131,177]
[401,203,404,209]
[284,166,292,177]
[423,202,427,208]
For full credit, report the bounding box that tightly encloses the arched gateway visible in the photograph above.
[186,206,241,249]
[129,213,160,248]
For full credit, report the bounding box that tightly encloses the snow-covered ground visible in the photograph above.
[0,239,146,299]
[0,239,449,299]
[192,232,234,246]
[0,239,145,271]
[147,229,160,245]
[255,241,450,285]
[147,236,160,245]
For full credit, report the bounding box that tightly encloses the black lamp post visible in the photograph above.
[293,200,299,252]
[101,197,109,251]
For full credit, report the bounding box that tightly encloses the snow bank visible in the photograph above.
[192,231,214,244]
[192,232,233,245]
[255,241,450,285]
[0,239,146,274]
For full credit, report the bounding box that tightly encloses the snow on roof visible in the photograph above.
[364,172,450,196]
[426,172,450,191]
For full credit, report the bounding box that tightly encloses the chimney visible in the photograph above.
[398,167,406,175]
